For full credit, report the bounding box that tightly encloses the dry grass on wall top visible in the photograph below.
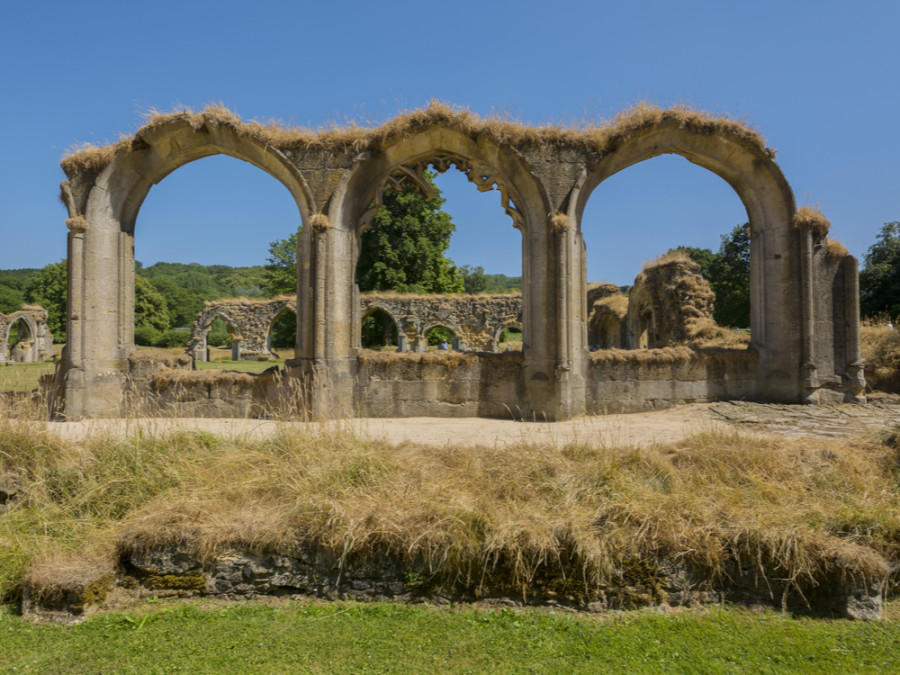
[826,238,850,258]
[793,206,831,238]
[595,294,629,318]
[590,344,755,364]
[203,294,294,308]
[60,100,773,176]
[3,417,898,610]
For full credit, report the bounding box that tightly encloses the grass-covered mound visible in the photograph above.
[2,418,898,618]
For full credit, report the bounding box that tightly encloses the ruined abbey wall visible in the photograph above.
[55,104,864,419]
[0,306,54,363]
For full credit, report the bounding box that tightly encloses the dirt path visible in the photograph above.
[35,400,899,448]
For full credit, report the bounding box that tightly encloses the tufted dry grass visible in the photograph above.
[61,100,772,176]
[861,317,900,393]
[3,412,898,608]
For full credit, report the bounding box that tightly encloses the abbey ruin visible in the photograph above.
[53,103,865,419]
[0,306,54,364]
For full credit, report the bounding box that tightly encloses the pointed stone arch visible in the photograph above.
[60,115,313,416]
[299,123,557,417]
[568,119,803,400]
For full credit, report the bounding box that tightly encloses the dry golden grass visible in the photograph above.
[594,294,629,318]
[202,294,294,308]
[861,317,900,393]
[362,290,522,300]
[590,345,756,364]
[357,349,477,368]
[793,206,831,237]
[640,250,694,272]
[61,101,772,176]
[685,317,752,349]
[3,417,897,609]
[825,238,850,258]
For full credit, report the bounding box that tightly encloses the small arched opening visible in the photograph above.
[494,323,523,352]
[267,308,297,359]
[590,312,623,350]
[425,324,459,351]
[7,316,36,363]
[361,308,400,351]
[202,315,243,361]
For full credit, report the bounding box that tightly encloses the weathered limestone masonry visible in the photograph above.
[0,306,54,363]
[56,103,864,419]
[189,295,296,362]
[188,293,523,363]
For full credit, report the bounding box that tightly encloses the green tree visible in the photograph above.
[859,222,900,318]
[24,260,67,341]
[461,265,488,294]
[356,173,464,293]
[677,223,750,328]
[146,277,199,328]
[134,275,171,332]
[0,285,23,314]
[264,230,299,296]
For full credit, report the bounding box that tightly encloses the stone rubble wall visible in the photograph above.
[21,539,883,622]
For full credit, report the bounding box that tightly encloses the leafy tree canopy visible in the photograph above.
[676,223,750,328]
[264,230,299,296]
[356,173,464,294]
[859,222,900,318]
[24,260,67,341]
[134,275,171,332]
[0,285,24,314]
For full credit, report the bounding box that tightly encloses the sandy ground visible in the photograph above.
[34,404,727,448]
[28,400,899,448]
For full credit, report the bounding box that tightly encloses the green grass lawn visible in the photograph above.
[0,361,54,392]
[1,601,898,674]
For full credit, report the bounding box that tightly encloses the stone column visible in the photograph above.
[798,226,819,400]
[843,256,865,399]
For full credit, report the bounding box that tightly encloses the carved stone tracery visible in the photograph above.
[359,153,524,232]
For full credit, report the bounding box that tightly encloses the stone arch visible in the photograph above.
[589,309,623,350]
[360,305,403,351]
[5,314,37,363]
[62,115,313,416]
[266,305,298,357]
[192,310,244,362]
[302,123,558,416]
[421,322,462,351]
[492,321,523,353]
[570,119,800,397]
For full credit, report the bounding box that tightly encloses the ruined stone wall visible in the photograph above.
[360,293,522,352]
[188,294,525,361]
[0,306,54,363]
[57,104,863,418]
[625,257,716,349]
[355,351,524,418]
[189,296,295,361]
[587,348,760,413]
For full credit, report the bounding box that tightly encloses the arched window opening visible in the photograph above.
[590,313,622,350]
[131,155,299,367]
[495,325,523,352]
[268,309,297,358]
[425,325,458,351]
[361,308,400,351]
[204,317,241,361]
[581,155,751,350]
[637,309,653,349]
[356,159,523,355]
[7,318,34,363]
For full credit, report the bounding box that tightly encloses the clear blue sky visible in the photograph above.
[1,0,898,285]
